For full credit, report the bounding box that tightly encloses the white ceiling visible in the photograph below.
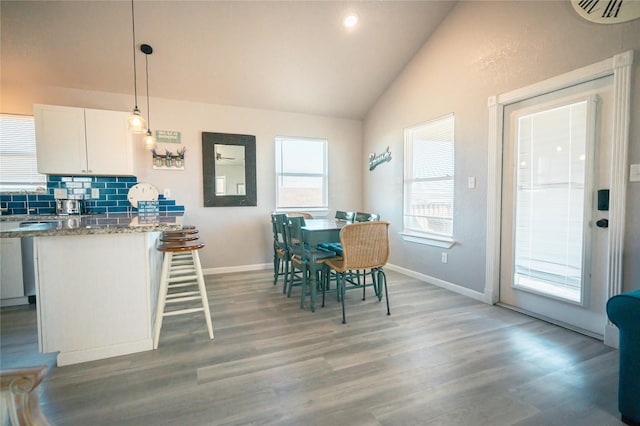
[1,1,456,119]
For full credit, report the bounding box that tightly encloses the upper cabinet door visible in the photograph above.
[34,104,134,176]
[84,108,133,176]
[34,104,87,175]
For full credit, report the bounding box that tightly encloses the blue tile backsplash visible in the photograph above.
[1,175,185,216]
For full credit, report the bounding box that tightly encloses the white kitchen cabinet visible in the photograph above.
[34,104,134,176]
[0,237,25,306]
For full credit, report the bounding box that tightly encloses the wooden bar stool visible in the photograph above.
[163,228,199,236]
[153,239,214,349]
[160,228,200,263]
[159,234,199,243]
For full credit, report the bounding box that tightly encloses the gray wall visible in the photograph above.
[363,1,640,293]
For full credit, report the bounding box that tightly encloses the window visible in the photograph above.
[402,114,455,247]
[275,136,327,210]
[0,114,46,191]
[512,99,593,303]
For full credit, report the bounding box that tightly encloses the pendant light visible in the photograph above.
[141,43,156,151]
[127,0,145,133]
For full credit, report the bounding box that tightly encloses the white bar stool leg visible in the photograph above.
[193,250,214,340]
[154,237,214,349]
[153,251,172,349]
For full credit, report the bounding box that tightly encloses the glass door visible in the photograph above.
[512,100,591,304]
[499,75,613,337]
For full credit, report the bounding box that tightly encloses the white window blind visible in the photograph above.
[275,136,327,210]
[0,114,46,191]
[403,114,455,241]
[513,100,590,302]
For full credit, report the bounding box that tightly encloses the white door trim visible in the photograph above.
[485,50,633,346]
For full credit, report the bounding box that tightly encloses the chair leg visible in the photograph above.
[379,269,390,315]
[282,257,290,294]
[300,266,307,309]
[282,260,291,294]
[273,253,279,285]
[340,274,347,324]
[287,262,297,298]
[321,266,327,307]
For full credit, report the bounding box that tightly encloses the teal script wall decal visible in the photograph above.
[369,146,392,171]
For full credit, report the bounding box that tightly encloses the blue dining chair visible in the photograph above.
[284,215,337,309]
[270,213,290,292]
[335,210,355,222]
[355,211,380,222]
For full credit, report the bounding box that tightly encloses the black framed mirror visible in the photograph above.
[202,132,257,207]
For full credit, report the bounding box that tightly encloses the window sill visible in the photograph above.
[400,232,456,249]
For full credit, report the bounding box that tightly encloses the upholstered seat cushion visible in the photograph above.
[290,242,337,261]
[318,242,343,257]
[606,290,640,424]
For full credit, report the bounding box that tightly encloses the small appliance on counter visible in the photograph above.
[56,199,86,215]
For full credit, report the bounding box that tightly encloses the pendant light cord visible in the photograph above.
[131,0,139,109]
[145,53,150,130]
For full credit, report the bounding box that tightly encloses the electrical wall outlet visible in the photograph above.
[441,252,448,263]
[53,188,68,199]
[630,164,640,182]
[163,188,171,198]
[91,188,100,198]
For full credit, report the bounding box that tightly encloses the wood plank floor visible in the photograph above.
[0,269,623,425]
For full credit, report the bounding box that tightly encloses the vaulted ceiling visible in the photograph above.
[1,1,456,119]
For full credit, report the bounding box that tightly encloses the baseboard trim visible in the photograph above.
[385,263,486,303]
[201,262,488,304]
[0,296,29,307]
[604,322,620,348]
[56,339,152,367]
[203,263,271,276]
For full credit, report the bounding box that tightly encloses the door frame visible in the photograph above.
[485,50,633,347]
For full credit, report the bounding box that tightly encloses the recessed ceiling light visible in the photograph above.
[343,14,359,28]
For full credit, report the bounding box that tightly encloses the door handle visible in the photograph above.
[596,218,609,228]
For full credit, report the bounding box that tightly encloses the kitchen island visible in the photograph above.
[0,213,183,366]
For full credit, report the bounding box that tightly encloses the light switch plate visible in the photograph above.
[467,176,476,189]
[630,164,640,182]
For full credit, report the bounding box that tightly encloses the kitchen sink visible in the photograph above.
[19,220,60,230]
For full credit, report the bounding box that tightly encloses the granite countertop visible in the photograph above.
[0,213,184,238]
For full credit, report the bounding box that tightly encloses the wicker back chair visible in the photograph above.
[287,211,314,219]
[323,221,391,323]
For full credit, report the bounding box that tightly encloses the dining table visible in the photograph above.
[300,218,349,312]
